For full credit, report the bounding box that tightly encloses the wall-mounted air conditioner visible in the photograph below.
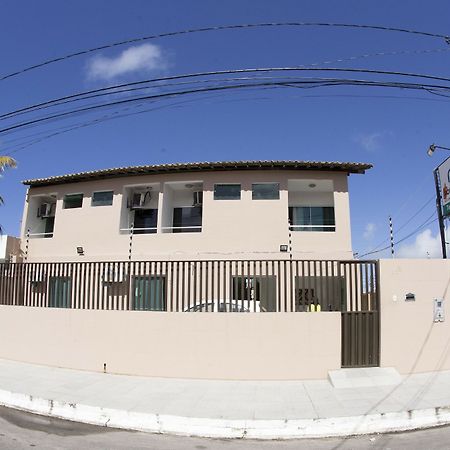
[193,191,203,206]
[128,191,151,210]
[37,203,56,219]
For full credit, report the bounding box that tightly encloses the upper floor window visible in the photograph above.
[92,191,113,207]
[134,209,158,234]
[63,194,83,209]
[252,183,280,200]
[214,184,241,200]
[172,206,202,233]
[289,206,335,232]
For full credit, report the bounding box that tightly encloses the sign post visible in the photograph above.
[435,156,450,259]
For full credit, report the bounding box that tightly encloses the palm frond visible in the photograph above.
[0,155,16,234]
[0,156,16,171]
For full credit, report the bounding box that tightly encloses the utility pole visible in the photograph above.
[433,168,447,259]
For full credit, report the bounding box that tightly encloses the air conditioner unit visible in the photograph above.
[128,191,151,210]
[193,191,203,206]
[103,267,125,283]
[37,203,55,219]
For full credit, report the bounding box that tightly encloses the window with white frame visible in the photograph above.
[289,206,335,232]
[252,183,280,200]
[92,191,113,207]
[214,184,241,200]
[63,193,83,209]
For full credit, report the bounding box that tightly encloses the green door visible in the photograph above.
[133,276,166,311]
[48,276,72,308]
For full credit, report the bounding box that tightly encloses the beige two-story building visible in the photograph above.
[21,160,371,262]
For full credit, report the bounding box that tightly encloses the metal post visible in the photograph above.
[389,216,394,258]
[434,168,447,259]
[24,228,30,262]
[128,222,134,261]
[288,218,292,261]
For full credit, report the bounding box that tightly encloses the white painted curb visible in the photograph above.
[0,388,450,439]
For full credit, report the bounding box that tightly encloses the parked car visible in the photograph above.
[184,300,261,312]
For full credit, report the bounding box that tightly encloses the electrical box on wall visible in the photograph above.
[434,299,445,323]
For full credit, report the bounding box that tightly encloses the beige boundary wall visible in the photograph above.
[0,306,341,380]
[380,259,450,374]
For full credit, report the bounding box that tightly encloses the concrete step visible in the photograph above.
[328,367,402,388]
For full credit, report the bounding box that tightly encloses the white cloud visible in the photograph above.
[86,44,168,81]
[396,229,442,258]
[363,222,376,240]
[353,131,390,152]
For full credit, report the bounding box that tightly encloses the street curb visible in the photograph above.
[1,388,450,439]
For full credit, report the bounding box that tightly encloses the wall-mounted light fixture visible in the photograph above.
[280,244,288,252]
[76,246,84,256]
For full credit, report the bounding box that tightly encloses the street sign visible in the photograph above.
[438,156,450,218]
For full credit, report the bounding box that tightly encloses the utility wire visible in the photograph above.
[1,22,449,81]
[4,76,450,136]
[359,212,438,258]
[1,78,450,135]
[364,196,435,255]
[6,90,450,155]
[4,92,232,155]
[4,66,450,122]
[4,46,450,120]
[396,196,435,234]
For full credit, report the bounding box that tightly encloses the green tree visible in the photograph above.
[0,156,17,233]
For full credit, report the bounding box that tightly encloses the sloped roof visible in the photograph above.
[23,160,372,187]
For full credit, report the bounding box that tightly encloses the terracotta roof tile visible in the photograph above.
[23,160,372,187]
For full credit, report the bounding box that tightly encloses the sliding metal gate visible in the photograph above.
[340,261,380,368]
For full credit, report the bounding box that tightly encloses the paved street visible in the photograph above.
[1,406,450,450]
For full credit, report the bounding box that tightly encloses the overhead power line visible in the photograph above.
[2,77,450,135]
[3,66,450,123]
[363,195,435,255]
[1,22,449,81]
[5,91,450,156]
[2,77,450,136]
[358,212,438,258]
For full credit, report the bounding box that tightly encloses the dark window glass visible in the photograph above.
[172,207,202,233]
[48,277,72,308]
[289,206,335,232]
[44,217,55,238]
[133,276,166,311]
[134,209,158,234]
[214,184,241,200]
[63,194,83,209]
[92,191,113,206]
[252,183,280,200]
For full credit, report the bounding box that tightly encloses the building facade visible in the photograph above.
[21,160,371,262]
[0,235,21,263]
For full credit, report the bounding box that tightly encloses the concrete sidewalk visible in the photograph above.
[1,358,450,439]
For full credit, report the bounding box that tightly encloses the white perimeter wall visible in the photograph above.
[0,306,341,380]
[380,259,450,374]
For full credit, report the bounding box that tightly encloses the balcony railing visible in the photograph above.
[28,232,54,239]
[289,224,336,232]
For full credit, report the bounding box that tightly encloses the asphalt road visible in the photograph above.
[1,406,450,450]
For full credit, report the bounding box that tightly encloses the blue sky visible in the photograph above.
[1,0,450,258]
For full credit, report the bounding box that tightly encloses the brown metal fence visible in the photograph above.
[0,259,378,313]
